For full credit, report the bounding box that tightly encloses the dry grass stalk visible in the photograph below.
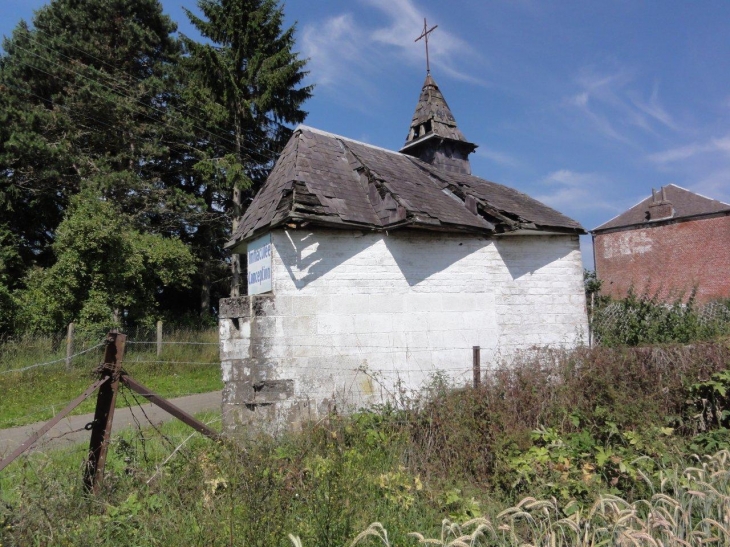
[332,450,730,546]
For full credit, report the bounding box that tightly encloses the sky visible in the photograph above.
[3,0,730,269]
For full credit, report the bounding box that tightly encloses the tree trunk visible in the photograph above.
[230,111,243,297]
[230,185,241,298]
[200,262,211,318]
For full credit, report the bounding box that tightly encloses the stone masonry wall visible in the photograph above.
[594,215,730,304]
[220,229,587,435]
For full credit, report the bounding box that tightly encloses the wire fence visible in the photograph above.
[0,328,222,374]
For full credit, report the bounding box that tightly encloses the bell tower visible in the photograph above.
[399,74,477,174]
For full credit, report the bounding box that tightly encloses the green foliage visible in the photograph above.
[0,225,20,333]
[0,0,313,329]
[408,343,730,506]
[583,269,604,303]
[182,0,313,295]
[183,0,313,169]
[14,192,195,334]
[0,0,190,260]
[591,290,730,347]
[3,342,730,545]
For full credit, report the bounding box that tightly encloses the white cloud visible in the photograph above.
[687,168,730,204]
[300,0,486,104]
[365,0,482,84]
[545,169,604,187]
[300,15,359,87]
[629,81,677,130]
[475,146,520,168]
[565,66,677,145]
[535,169,619,216]
[648,136,730,164]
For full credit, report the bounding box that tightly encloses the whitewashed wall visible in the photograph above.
[220,228,587,434]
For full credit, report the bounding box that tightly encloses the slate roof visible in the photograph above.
[228,126,584,248]
[400,74,472,149]
[592,184,730,232]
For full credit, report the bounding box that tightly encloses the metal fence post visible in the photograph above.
[472,346,481,389]
[83,331,126,493]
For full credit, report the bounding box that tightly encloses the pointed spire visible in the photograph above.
[400,74,477,174]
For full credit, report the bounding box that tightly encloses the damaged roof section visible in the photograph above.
[229,126,584,247]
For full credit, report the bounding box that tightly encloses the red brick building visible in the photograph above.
[592,184,730,304]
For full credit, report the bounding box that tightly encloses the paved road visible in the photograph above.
[0,391,222,458]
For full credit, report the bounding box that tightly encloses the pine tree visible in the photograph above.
[0,0,210,254]
[0,0,204,331]
[183,0,313,297]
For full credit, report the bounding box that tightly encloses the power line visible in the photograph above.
[28,25,296,152]
[126,341,218,346]
[7,58,222,164]
[14,38,285,165]
[13,41,243,154]
[4,79,239,232]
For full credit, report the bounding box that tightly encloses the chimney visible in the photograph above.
[647,186,674,221]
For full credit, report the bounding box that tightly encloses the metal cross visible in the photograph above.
[415,18,438,74]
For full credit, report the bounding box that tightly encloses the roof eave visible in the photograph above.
[591,208,730,234]
[496,224,585,236]
[399,133,477,155]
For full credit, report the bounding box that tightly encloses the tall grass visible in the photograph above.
[334,450,730,546]
[2,341,730,546]
[406,342,730,501]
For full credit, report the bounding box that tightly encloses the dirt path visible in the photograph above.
[0,391,222,457]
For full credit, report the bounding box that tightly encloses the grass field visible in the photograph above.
[2,340,730,545]
[0,329,222,428]
[2,405,730,546]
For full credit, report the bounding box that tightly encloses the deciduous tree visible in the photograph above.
[15,190,195,334]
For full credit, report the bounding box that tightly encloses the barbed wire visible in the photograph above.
[0,402,75,429]
[126,341,219,346]
[125,360,220,366]
[0,343,105,375]
[1,345,485,375]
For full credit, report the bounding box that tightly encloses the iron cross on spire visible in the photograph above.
[415,18,438,74]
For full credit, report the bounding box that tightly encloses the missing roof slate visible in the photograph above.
[228,126,585,248]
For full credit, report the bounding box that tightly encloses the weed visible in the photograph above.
[2,342,730,545]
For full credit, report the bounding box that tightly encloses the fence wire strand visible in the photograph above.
[0,342,105,375]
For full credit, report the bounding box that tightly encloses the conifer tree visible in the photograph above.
[183,0,312,297]
[0,0,203,331]
[0,0,197,246]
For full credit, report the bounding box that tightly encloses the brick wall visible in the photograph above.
[220,228,587,434]
[594,215,730,303]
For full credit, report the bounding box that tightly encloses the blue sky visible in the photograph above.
[3,0,730,268]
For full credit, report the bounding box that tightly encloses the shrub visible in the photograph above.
[406,343,730,503]
[590,291,730,347]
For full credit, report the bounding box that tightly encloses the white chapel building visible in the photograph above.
[219,74,588,433]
